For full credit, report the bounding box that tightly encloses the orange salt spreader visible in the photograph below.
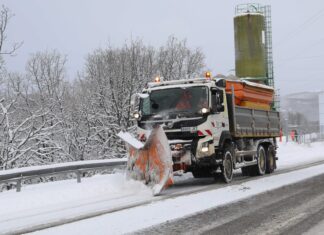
[225,80,274,110]
[118,126,173,195]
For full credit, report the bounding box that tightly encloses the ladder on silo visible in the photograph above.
[261,5,274,88]
[261,6,279,110]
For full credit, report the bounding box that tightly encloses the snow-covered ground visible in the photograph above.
[0,141,324,234]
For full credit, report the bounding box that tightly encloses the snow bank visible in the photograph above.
[277,141,324,169]
[0,173,152,225]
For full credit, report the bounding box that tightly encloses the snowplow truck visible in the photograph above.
[125,77,280,189]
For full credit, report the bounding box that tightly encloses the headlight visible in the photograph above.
[201,142,209,152]
[201,146,209,152]
[201,108,208,114]
[133,112,140,119]
[199,107,210,115]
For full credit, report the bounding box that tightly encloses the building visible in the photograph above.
[320,92,324,137]
[281,91,324,136]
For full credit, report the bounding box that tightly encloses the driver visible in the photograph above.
[198,97,208,109]
[176,90,192,110]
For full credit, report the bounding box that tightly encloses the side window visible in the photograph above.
[141,97,151,115]
[212,92,218,111]
[217,90,224,105]
[211,88,224,113]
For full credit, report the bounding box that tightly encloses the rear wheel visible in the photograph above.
[266,145,276,174]
[221,145,234,183]
[255,145,266,175]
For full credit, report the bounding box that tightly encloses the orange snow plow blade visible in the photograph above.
[118,126,173,195]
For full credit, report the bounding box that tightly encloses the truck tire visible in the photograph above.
[255,145,266,176]
[266,145,276,174]
[221,145,234,183]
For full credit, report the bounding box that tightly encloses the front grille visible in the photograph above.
[166,131,198,140]
[138,116,207,130]
[172,117,207,129]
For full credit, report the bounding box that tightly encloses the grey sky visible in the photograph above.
[2,0,324,95]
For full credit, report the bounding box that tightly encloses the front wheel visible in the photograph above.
[266,145,276,174]
[221,145,234,183]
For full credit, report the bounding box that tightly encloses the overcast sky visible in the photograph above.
[2,0,324,96]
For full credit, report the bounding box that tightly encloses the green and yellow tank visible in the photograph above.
[234,13,266,80]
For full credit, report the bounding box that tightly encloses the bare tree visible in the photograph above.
[25,51,71,164]
[0,36,206,170]
[77,37,205,159]
[157,36,205,80]
[0,5,23,72]
[0,73,59,169]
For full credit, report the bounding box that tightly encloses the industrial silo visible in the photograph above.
[234,3,274,86]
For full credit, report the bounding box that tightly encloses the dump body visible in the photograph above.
[227,93,280,138]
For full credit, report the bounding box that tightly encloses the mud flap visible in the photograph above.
[118,126,174,195]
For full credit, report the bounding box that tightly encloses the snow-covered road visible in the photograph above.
[0,141,324,234]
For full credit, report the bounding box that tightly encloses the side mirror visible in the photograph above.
[216,79,226,88]
[211,88,225,113]
[218,90,224,104]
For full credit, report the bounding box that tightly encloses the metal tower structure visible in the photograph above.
[262,5,274,88]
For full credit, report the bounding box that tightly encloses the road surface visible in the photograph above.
[136,173,324,235]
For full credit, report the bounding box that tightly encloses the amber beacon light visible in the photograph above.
[205,71,211,79]
[154,76,161,83]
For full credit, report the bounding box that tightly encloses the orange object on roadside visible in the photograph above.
[290,130,295,141]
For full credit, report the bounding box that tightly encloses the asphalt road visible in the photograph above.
[135,173,324,235]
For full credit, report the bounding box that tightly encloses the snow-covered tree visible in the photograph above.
[76,38,205,159]
[0,36,206,170]
[0,5,23,76]
[0,73,60,169]
[157,36,205,80]
[25,51,72,164]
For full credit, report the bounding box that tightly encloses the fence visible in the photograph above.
[0,159,127,192]
[280,132,324,144]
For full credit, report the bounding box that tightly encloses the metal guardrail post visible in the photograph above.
[17,179,22,192]
[76,170,81,183]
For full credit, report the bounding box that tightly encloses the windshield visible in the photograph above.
[140,86,208,116]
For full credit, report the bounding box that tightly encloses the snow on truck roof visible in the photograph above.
[147,77,211,88]
[228,79,274,91]
[145,77,273,91]
[146,77,223,92]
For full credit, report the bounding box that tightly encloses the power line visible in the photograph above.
[280,54,324,62]
[276,37,324,68]
[275,7,324,47]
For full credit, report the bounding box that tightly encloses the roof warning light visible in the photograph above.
[205,71,211,79]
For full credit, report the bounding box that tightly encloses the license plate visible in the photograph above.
[181,127,197,133]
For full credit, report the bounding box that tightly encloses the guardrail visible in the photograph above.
[0,159,127,192]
